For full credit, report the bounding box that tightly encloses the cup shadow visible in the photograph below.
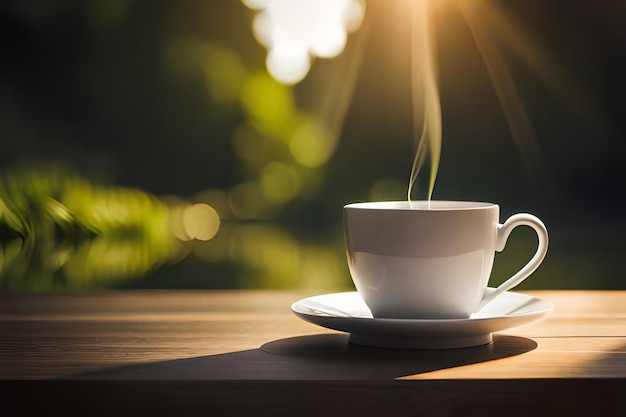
[260,333,536,379]
[71,333,537,381]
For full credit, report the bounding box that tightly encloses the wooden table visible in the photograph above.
[1,290,625,416]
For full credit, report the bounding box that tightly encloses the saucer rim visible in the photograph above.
[291,289,554,323]
[291,290,553,349]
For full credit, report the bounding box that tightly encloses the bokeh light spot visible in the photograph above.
[266,46,311,85]
[241,72,296,138]
[260,162,300,203]
[181,203,220,241]
[289,120,333,168]
[243,0,366,85]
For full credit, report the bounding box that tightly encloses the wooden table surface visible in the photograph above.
[2,290,625,416]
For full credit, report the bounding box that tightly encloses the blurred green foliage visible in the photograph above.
[0,167,174,289]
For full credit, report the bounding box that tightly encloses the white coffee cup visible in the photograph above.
[344,201,548,319]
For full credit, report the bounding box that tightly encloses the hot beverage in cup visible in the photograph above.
[344,201,548,319]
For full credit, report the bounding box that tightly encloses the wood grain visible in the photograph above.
[1,290,625,416]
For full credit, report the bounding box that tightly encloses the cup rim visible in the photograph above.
[344,200,498,211]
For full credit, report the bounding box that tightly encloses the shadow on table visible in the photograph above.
[71,333,536,380]
[10,338,626,416]
[27,335,625,417]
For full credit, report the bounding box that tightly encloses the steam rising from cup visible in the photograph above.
[408,0,441,206]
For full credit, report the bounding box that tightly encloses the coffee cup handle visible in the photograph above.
[473,213,549,313]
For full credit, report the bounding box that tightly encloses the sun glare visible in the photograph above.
[242,0,365,84]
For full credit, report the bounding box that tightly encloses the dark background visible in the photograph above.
[1,0,624,290]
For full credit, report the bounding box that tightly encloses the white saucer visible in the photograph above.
[291,288,553,349]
